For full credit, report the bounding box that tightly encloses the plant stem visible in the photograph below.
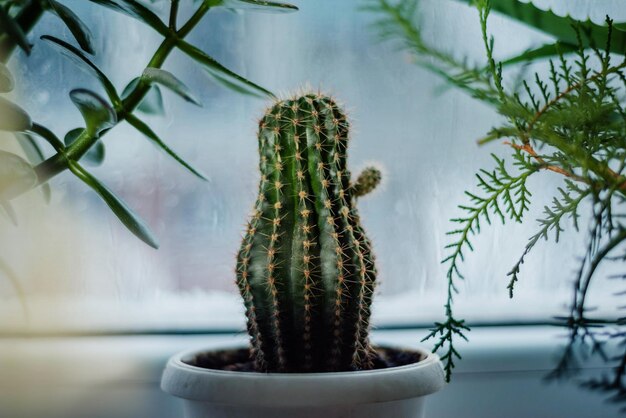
[505,141,590,184]
[0,0,46,63]
[169,0,180,30]
[538,133,626,195]
[177,1,211,38]
[120,36,178,113]
[33,3,212,185]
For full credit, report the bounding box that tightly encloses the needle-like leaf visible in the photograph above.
[500,42,578,67]
[126,113,208,181]
[214,0,298,13]
[142,68,202,106]
[41,35,120,104]
[176,39,275,99]
[84,0,168,35]
[67,159,159,249]
[47,0,95,54]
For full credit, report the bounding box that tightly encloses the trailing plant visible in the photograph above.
[236,93,382,372]
[368,0,626,409]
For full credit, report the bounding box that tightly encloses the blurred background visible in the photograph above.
[2,1,626,417]
[0,0,624,332]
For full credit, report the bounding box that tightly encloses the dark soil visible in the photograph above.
[184,346,425,373]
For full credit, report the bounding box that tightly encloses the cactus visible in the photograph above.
[236,93,382,373]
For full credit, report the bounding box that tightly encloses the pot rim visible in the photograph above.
[161,345,446,407]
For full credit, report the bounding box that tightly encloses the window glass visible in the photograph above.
[0,0,624,332]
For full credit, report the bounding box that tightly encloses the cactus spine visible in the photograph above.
[236,93,381,373]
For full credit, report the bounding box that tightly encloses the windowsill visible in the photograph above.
[0,325,621,418]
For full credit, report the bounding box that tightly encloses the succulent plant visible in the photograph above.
[236,93,382,373]
[0,0,298,248]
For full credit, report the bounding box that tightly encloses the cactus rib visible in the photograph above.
[236,92,380,372]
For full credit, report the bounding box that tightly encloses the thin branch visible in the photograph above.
[505,141,590,184]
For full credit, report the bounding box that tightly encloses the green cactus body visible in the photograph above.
[236,93,380,373]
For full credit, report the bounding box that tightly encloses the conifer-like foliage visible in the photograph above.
[368,0,626,408]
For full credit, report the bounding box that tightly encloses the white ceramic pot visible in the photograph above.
[161,346,445,418]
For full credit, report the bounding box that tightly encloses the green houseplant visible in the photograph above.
[2,1,446,417]
[235,94,382,373]
[0,0,293,296]
[161,93,445,418]
[368,0,626,410]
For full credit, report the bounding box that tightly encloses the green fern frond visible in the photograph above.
[365,0,501,104]
[507,180,591,297]
[369,0,626,393]
[421,312,469,381]
[433,153,537,377]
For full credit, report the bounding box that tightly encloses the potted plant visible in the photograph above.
[161,93,446,418]
[369,0,626,409]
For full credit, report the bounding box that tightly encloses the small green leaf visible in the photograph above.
[500,42,578,67]
[14,133,46,162]
[122,77,139,97]
[65,128,105,166]
[14,132,51,203]
[69,89,117,136]
[137,86,164,114]
[122,77,165,115]
[1,200,18,225]
[64,128,81,146]
[48,0,95,54]
[67,159,159,249]
[0,62,15,92]
[0,150,38,200]
[213,0,298,13]
[457,0,626,56]
[29,123,65,151]
[41,35,120,103]
[84,0,168,35]
[176,39,274,99]
[0,96,32,131]
[88,141,105,165]
[142,68,202,106]
[0,5,31,54]
[204,68,267,98]
[126,113,208,181]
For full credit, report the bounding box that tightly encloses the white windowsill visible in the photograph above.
[0,325,621,418]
